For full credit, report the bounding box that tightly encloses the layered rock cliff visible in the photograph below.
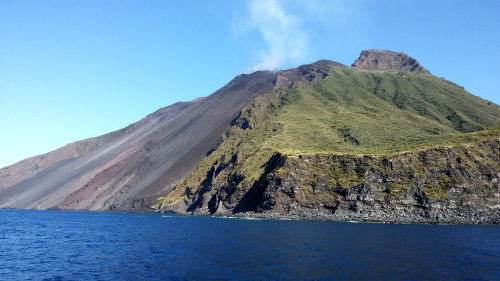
[167,137,499,224]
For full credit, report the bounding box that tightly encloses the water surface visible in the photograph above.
[0,209,498,280]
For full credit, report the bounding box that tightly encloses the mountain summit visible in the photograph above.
[352,49,429,73]
[1,50,499,224]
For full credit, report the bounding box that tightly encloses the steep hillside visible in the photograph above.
[160,50,500,223]
[0,71,278,211]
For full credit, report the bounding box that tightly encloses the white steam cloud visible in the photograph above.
[247,0,308,71]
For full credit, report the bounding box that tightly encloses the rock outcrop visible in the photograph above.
[274,60,345,92]
[352,49,429,73]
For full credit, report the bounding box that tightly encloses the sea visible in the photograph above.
[0,209,498,280]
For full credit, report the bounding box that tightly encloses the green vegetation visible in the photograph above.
[152,196,166,209]
[267,68,500,155]
[383,182,410,200]
[163,67,500,206]
[424,174,450,200]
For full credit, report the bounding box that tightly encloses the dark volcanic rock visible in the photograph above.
[352,49,429,73]
[274,60,346,92]
[167,139,500,224]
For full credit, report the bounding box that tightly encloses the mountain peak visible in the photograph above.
[352,49,429,73]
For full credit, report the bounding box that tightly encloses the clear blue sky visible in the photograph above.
[1,0,499,168]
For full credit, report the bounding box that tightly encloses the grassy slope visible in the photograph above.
[161,67,500,206]
[268,67,500,154]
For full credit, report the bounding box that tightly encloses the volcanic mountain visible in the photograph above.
[1,50,499,223]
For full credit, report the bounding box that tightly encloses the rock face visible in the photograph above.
[177,139,499,224]
[352,49,429,73]
[274,60,345,92]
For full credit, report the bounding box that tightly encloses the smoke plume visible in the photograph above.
[247,0,308,71]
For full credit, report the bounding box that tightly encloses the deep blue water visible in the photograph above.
[0,210,498,280]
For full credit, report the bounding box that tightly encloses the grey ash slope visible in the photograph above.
[0,71,277,211]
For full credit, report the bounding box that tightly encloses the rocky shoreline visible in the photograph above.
[4,200,497,225]
[226,207,498,225]
[163,203,499,225]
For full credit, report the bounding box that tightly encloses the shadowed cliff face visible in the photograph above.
[179,139,500,224]
[0,71,278,211]
[352,49,429,73]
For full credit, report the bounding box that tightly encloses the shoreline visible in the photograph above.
[2,206,498,225]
